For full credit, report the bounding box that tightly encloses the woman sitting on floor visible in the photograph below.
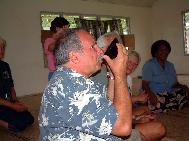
[0,36,34,132]
[142,40,189,113]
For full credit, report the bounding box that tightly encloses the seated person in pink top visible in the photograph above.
[44,17,69,81]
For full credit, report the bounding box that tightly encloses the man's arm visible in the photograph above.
[104,44,132,137]
[112,75,132,136]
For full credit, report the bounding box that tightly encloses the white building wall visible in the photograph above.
[0,0,152,96]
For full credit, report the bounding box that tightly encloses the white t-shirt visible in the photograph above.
[127,75,132,95]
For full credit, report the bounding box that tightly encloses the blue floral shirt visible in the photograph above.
[38,66,122,141]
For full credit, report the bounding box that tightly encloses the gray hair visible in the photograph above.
[0,36,6,48]
[97,31,123,48]
[128,50,141,63]
[55,28,84,65]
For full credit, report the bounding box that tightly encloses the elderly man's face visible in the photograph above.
[0,43,5,59]
[77,31,104,76]
[126,55,139,75]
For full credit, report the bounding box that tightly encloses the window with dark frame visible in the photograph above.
[40,12,130,35]
[40,12,131,67]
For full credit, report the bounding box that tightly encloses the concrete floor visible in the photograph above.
[0,93,188,141]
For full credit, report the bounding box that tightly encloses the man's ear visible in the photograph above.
[68,52,79,64]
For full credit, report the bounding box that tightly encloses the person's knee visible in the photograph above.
[15,124,28,131]
[154,121,167,138]
[136,121,167,141]
[8,123,26,132]
[11,112,34,132]
[0,120,8,129]
[11,118,34,132]
[27,113,34,125]
[22,111,34,125]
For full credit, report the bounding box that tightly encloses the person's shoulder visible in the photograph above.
[142,58,156,71]
[143,58,154,66]
[45,37,55,43]
[0,60,9,66]
[44,37,55,49]
[166,60,175,67]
